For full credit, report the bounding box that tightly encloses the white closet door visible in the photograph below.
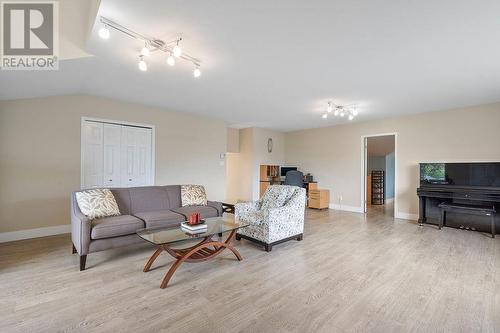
[83,122,103,188]
[121,126,152,187]
[103,124,121,187]
[135,127,152,186]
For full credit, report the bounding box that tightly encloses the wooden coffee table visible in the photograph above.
[136,216,248,288]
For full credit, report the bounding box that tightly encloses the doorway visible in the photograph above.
[362,134,396,217]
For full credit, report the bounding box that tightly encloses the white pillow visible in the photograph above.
[181,185,208,206]
[75,189,120,220]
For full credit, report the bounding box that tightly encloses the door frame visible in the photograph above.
[360,132,397,215]
[80,117,156,188]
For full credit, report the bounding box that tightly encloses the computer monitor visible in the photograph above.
[281,166,298,177]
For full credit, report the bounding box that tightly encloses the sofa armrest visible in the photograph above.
[207,201,223,216]
[70,192,92,255]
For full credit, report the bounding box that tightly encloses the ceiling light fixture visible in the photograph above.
[138,55,147,71]
[322,101,359,120]
[98,16,202,78]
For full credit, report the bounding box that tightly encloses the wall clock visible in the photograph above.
[267,138,273,153]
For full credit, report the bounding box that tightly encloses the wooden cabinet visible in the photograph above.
[308,189,330,209]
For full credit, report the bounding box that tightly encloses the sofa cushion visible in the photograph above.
[134,210,186,229]
[129,186,170,214]
[180,185,207,207]
[76,189,121,220]
[91,215,144,240]
[164,185,182,209]
[109,188,132,215]
[171,205,219,219]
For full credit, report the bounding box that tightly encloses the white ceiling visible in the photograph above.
[1,0,500,131]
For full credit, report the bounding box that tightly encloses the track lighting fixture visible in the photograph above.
[322,101,359,120]
[138,56,147,71]
[98,16,202,78]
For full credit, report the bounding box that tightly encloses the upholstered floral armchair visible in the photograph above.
[235,185,306,252]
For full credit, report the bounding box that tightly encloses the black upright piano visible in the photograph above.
[417,162,500,234]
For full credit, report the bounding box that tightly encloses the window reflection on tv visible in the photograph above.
[420,162,500,187]
[420,163,446,184]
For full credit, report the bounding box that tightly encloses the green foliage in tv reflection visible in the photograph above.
[421,163,445,181]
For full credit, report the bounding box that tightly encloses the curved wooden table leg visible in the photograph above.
[143,246,164,272]
[159,230,243,289]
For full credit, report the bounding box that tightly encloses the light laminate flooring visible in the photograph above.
[1,208,499,333]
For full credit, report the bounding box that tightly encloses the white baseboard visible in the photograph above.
[395,212,419,221]
[329,204,364,213]
[0,224,71,243]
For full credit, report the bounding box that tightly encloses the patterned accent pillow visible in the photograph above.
[75,189,121,220]
[181,185,208,207]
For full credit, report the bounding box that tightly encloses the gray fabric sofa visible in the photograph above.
[71,185,222,270]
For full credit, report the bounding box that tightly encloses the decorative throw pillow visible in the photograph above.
[75,189,120,220]
[181,185,208,207]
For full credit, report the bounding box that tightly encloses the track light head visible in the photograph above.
[193,66,201,78]
[138,56,147,71]
[140,46,150,57]
[98,26,110,39]
[322,114,328,119]
[167,54,175,66]
[173,42,182,57]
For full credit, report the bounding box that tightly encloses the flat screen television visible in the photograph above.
[281,166,298,177]
[420,162,500,188]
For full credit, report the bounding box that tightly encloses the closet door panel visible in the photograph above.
[121,126,137,187]
[103,124,121,187]
[135,127,152,186]
[83,122,103,188]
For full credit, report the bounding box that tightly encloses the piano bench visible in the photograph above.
[438,203,496,238]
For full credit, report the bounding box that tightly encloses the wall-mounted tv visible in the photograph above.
[420,162,500,188]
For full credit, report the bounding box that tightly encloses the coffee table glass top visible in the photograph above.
[136,216,248,246]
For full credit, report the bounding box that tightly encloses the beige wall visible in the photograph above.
[0,95,227,233]
[285,103,500,218]
[225,127,285,202]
